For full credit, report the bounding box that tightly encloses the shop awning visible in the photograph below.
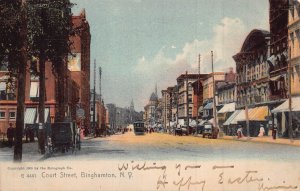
[170,121,176,127]
[190,120,197,127]
[199,120,207,126]
[178,119,185,126]
[204,102,213,110]
[229,110,246,125]
[217,102,236,114]
[272,96,300,113]
[24,108,36,124]
[246,106,269,121]
[198,106,203,113]
[223,110,241,126]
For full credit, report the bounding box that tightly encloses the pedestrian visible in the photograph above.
[272,124,277,140]
[258,124,265,137]
[80,127,85,140]
[237,125,243,139]
[7,123,14,147]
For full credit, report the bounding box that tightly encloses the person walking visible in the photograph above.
[6,123,14,147]
[236,125,243,139]
[258,124,265,137]
[272,124,277,140]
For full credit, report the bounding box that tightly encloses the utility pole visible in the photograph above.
[288,46,293,140]
[211,51,218,132]
[186,71,189,132]
[197,54,201,125]
[93,59,96,137]
[99,67,102,102]
[245,57,250,139]
[176,85,179,127]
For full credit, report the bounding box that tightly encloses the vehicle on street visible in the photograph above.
[133,121,146,135]
[202,123,213,138]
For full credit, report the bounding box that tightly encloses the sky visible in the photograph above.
[71,0,269,111]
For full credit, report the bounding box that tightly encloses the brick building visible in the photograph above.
[69,9,91,130]
[190,74,208,120]
[0,60,80,137]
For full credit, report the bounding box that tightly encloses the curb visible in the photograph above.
[220,136,300,147]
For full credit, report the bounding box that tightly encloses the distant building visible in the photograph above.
[202,72,225,121]
[216,69,236,128]
[176,73,200,125]
[190,74,209,120]
[106,103,117,130]
[90,91,107,135]
[144,91,159,127]
[217,68,236,105]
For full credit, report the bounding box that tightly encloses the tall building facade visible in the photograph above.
[233,29,271,109]
[202,72,225,120]
[268,0,289,102]
[289,0,300,96]
[176,74,199,124]
[69,9,91,129]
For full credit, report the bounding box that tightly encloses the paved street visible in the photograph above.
[1,131,300,162]
[44,131,300,162]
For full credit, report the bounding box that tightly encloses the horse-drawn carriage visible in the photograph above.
[49,122,81,153]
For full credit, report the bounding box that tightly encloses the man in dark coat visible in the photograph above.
[7,123,14,147]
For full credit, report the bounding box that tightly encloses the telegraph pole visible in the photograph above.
[186,71,189,131]
[99,67,102,102]
[211,51,218,131]
[288,46,293,140]
[197,54,201,125]
[93,59,96,136]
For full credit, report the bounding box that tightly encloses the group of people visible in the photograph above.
[236,124,278,139]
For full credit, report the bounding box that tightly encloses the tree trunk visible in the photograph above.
[14,0,27,162]
[56,59,66,122]
[38,55,46,154]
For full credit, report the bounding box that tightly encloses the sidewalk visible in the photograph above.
[0,141,46,162]
[221,135,300,146]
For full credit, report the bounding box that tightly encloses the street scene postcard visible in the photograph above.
[1,0,300,191]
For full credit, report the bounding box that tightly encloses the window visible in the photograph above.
[0,111,5,119]
[0,82,6,100]
[30,81,39,98]
[9,112,16,119]
[0,57,8,71]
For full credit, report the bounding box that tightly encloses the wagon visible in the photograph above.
[49,122,80,153]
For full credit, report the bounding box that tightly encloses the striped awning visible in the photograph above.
[272,96,300,113]
[204,102,213,110]
[217,102,236,114]
[247,106,269,121]
[223,110,242,126]
[24,108,37,124]
[36,108,50,123]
